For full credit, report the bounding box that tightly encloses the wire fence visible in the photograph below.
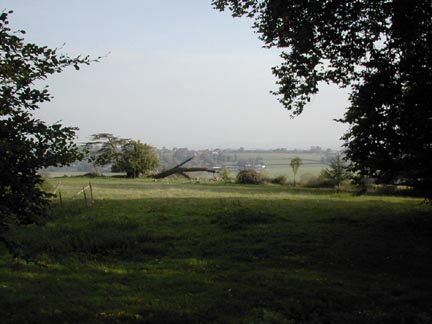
[53,182,94,207]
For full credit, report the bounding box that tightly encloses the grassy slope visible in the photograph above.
[1,177,431,324]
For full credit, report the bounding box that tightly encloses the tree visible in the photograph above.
[322,155,350,189]
[220,166,232,182]
[341,8,432,195]
[153,157,217,179]
[0,11,94,231]
[116,140,159,178]
[213,1,432,197]
[290,157,302,186]
[84,133,128,175]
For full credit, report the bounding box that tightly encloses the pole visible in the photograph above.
[89,182,94,203]
[83,186,87,205]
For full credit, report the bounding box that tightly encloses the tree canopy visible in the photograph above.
[322,155,350,188]
[115,140,160,178]
[213,0,432,196]
[84,133,128,175]
[290,157,302,186]
[0,11,94,230]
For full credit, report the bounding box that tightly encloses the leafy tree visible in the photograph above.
[322,155,350,188]
[220,166,232,182]
[0,11,94,231]
[84,133,128,175]
[341,14,432,195]
[116,140,159,178]
[290,157,302,186]
[213,1,432,197]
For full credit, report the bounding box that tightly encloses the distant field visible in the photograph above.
[40,171,87,178]
[1,177,430,323]
[40,171,125,178]
[227,152,325,161]
[41,152,329,180]
[225,152,329,178]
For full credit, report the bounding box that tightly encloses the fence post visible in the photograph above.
[59,191,63,207]
[53,181,61,195]
[83,186,88,205]
[89,182,94,203]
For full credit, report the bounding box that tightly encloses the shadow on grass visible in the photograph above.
[1,196,431,324]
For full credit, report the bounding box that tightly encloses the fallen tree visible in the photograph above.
[153,157,216,179]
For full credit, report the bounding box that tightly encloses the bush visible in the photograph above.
[302,171,334,188]
[220,167,232,182]
[300,173,316,185]
[236,169,265,184]
[375,184,398,195]
[270,175,288,185]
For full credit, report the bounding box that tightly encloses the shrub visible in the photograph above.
[375,184,398,195]
[220,167,232,182]
[302,171,334,188]
[271,175,288,185]
[300,173,316,184]
[236,169,265,184]
[321,155,350,188]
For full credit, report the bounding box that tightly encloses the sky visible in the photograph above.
[4,0,349,150]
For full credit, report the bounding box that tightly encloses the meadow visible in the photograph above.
[41,151,330,180]
[224,151,329,179]
[1,177,431,323]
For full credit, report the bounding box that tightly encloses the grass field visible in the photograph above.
[41,152,330,180]
[1,177,431,323]
[225,152,329,179]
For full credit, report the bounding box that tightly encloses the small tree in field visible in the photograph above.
[220,166,232,182]
[116,140,159,178]
[290,157,302,186]
[0,11,94,232]
[322,155,350,189]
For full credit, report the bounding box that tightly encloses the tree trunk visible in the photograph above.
[153,157,216,179]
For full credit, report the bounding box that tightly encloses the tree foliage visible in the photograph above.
[220,166,232,182]
[213,0,432,196]
[84,133,128,175]
[290,157,302,186]
[115,140,160,178]
[0,11,94,230]
[322,155,350,188]
[341,2,432,195]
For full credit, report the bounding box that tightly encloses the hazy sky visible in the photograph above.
[5,0,349,149]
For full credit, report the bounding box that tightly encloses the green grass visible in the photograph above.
[1,177,431,323]
[43,151,328,180]
[226,152,328,178]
